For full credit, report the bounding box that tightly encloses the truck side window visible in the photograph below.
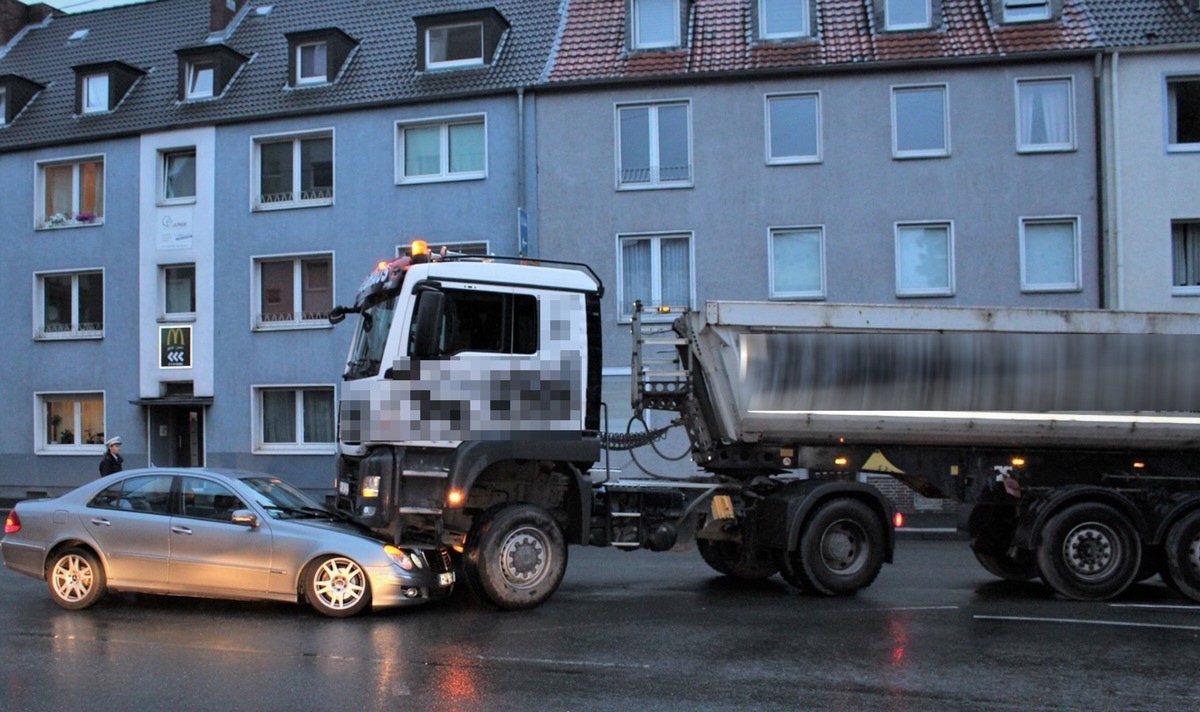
[439,289,538,356]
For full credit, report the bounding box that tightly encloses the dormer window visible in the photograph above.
[285,29,358,87]
[175,46,248,102]
[82,73,109,113]
[414,9,509,71]
[73,62,144,116]
[632,0,680,49]
[187,60,214,99]
[0,74,45,126]
[760,0,810,39]
[297,41,327,84]
[1002,0,1051,22]
[427,22,484,69]
[885,0,931,30]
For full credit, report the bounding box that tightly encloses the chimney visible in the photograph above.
[210,0,248,33]
[0,1,57,47]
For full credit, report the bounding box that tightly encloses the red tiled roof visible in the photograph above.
[549,0,1099,84]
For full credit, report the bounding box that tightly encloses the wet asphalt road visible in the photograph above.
[2,538,1198,712]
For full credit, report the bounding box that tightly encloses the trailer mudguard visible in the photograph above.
[1011,484,1148,550]
[753,480,895,563]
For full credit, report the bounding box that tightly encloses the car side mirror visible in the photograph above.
[231,509,260,528]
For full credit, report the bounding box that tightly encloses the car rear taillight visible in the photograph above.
[3,511,20,534]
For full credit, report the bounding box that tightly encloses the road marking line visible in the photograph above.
[974,614,1200,631]
[1108,603,1200,612]
[471,655,649,670]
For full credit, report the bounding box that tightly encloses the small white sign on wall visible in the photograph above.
[158,207,194,250]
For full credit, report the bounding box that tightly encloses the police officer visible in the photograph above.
[99,436,123,477]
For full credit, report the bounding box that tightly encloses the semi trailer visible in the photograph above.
[330,243,1200,608]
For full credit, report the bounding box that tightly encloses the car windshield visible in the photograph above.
[344,296,398,380]
[240,476,332,520]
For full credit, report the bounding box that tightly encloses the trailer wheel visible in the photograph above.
[696,538,778,580]
[1036,503,1141,601]
[1164,510,1200,603]
[785,498,885,596]
[464,503,567,611]
[972,550,1039,582]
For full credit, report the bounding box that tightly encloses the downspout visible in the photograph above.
[1111,51,1124,310]
[1094,52,1107,309]
[516,87,526,255]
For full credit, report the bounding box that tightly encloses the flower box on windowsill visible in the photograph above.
[36,212,104,230]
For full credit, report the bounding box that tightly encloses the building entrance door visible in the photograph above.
[149,406,205,468]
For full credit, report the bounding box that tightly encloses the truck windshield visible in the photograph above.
[344,296,397,380]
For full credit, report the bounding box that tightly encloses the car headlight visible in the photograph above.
[362,475,381,498]
[384,545,416,571]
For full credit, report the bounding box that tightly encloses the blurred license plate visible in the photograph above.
[439,572,455,587]
[338,481,350,495]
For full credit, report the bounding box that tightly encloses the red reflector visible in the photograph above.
[4,511,20,534]
[893,512,904,529]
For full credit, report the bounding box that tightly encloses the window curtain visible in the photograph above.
[1020,82,1069,146]
[165,153,196,199]
[636,0,677,46]
[44,164,73,218]
[660,237,691,307]
[405,126,441,176]
[262,390,296,444]
[898,226,949,292]
[303,390,334,443]
[165,266,195,313]
[621,239,651,315]
[260,260,294,319]
[773,230,821,295]
[449,121,484,173]
[1173,223,1200,286]
[1024,222,1075,287]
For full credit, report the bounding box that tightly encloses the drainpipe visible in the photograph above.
[516,87,527,256]
[1094,52,1107,309]
[1111,51,1124,310]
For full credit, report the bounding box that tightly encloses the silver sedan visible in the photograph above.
[1,468,455,617]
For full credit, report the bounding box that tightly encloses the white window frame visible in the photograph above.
[159,263,197,321]
[886,0,932,30]
[632,0,681,49]
[768,225,826,300]
[34,154,106,229]
[186,59,214,99]
[759,0,810,39]
[425,22,486,69]
[1015,77,1076,153]
[891,84,950,159]
[0,87,7,126]
[296,41,328,84]
[615,231,695,323]
[1166,76,1200,153]
[395,114,488,185]
[160,148,197,205]
[252,252,335,331]
[894,221,955,297]
[1171,220,1200,296]
[35,391,106,454]
[82,72,108,113]
[1003,0,1050,23]
[1019,216,1082,293]
[33,268,105,340]
[251,385,337,454]
[251,129,334,210]
[765,91,822,165]
[615,100,693,189]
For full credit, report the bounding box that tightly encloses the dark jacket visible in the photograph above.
[99,452,123,477]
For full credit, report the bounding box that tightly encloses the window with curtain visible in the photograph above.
[892,85,949,158]
[618,102,691,187]
[618,233,692,320]
[1167,78,1200,149]
[767,93,820,163]
[255,255,332,328]
[895,223,953,296]
[83,73,108,113]
[770,227,825,298]
[1172,221,1200,291]
[257,387,335,450]
[886,0,931,29]
[36,270,103,339]
[1017,78,1073,151]
[398,116,486,182]
[633,0,679,48]
[38,157,105,227]
[163,264,196,315]
[38,392,105,449]
[253,133,333,209]
[760,0,809,38]
[1021,218,1080,292]
[163,149,196,201]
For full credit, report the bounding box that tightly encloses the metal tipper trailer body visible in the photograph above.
[636,299,1200,602]
[329,246,895,610]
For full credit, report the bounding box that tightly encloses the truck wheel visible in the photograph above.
[784,498,885,596]
[972,549,1039,582]
[464,503,567,611]
[1036,503,1140,601]
[46,547,107,610]
[696,538,778,580]
[1164,510,1200,603]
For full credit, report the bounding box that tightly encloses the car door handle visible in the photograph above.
[171,525,193,535]
[90,518,111,527]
